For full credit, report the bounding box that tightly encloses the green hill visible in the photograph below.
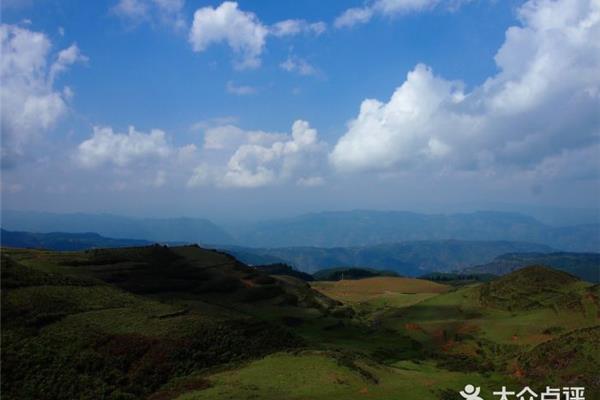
[254,263,314,281]
[464,252,600,283]
[2,247,598,400]
[0,245,345,400]
[478,266,585,311]
[519,326,600,392]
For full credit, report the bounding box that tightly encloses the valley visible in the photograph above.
[2,244,598,400]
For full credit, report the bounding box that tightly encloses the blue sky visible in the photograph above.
[1,0,599,221]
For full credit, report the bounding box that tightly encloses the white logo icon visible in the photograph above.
[461,384,484,400]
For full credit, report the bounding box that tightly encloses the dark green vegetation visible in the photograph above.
[255,263,314,281]
[224,240,553,275]
[313,267,398,281]
[2,246,599,400]
[465,252,600,283]
[1,228,154,250]
[420,272,496,286]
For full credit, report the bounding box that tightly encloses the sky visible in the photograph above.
[1,0,599,222]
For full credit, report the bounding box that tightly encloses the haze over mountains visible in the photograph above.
[223,241,553,275]
[1,210,234,244]
[3,209,599,252]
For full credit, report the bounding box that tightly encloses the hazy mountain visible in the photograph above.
[233,210,600,251]
[0,229,155,251]
[464,252,600,283]
[1,210,235,245]
[220,240,554,275]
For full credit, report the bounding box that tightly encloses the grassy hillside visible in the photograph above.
[255,263,314,281]
[2,247,598,400]
[465,252,600,283]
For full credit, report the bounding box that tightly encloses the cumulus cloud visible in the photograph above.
[188,2,326,69]
[203,125,286,150]
[271,19,326,37]
[0,24,85,169]
[330,0,600,182]
[112,0,186,29]
[189,120,326,188]
[280,55,318,76]
[335,0,469,28]
[189,1,268,69]
[76,126,174,168]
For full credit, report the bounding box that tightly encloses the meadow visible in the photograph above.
[1,245,598,400]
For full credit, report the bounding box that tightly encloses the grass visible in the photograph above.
[311,277,447,303]
[2,248,599,400]
[173,351,512,400]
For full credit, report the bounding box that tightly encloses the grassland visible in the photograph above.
[2,246,599,400]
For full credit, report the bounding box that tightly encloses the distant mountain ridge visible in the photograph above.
[1,210,235,245]
[4,209,598,251]
[0,229,154,251]
[222,240,554,275]
[464,252,600,283]
[233,210,600,251]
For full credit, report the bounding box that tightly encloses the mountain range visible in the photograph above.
[222,240,554,275]
[3,209,598,251]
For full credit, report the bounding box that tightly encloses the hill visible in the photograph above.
[254,263,314,281]
[478,266,587,311]
[3,246,598,400]
[464,252,600,283]
[313,267,398,281]
[223,240,553,275]
[1,210,235,244]
[311,276,448,305]
[234,210,600,251]
[0,228,154,250]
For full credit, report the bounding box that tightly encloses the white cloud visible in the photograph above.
[49,44,87,83]
[225,80,257,95]
[271,19,326,37]
[335,0,469,28]
[189,1,268,69]
[330,0,600,181]
[203,125,286,150]
[189,120,326,188]
[280,55,318,76]
[0,24,85,168]
[334,7,374,28]
[113,0,148,20]
[76,126,173,168]
[112,0,186,29]
[188,2,326,69]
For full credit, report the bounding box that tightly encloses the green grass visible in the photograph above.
[2,247,599,400]
[173,352,512,400]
